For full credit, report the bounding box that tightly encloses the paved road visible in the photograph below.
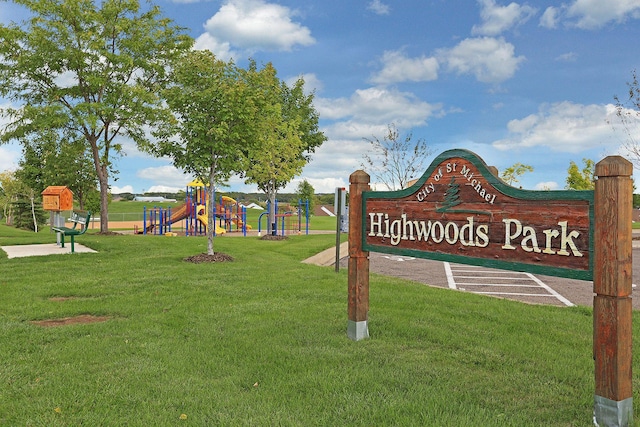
[342,248,640,309]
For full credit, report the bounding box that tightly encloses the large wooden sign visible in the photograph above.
[348,149,633,426]
[362,149,594,280]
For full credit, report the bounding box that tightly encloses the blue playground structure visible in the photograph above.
[258,199,310,236]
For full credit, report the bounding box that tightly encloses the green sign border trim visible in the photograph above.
[361,149,595,281]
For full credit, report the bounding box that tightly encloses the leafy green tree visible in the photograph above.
[565,158,595,190]
[500,163,533,186]
[16,129,98,209]
[243,69,326,233]
[0,0,193,233]
[362,123,432,190]
[0,171,21,225]
[11,193,47,231]
[0,169,44,230]
[296,179,315,216]
[153,50,257,255]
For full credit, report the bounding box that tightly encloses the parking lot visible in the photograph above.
[359,247,640,309]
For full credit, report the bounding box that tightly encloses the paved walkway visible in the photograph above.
[1,243,97,259]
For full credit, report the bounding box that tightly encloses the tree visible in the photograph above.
[11,192,47,231]
[566,158,594,190]
[296,179,315,217]
[614,69,640,168]
[0,171,21,225]
[243,69,326,233]
[0,169,44,230]
[152,50,257,256]
[16,129,98,209]
[500,163,533,186]
[0,0,193,233]
[362,123,432,190]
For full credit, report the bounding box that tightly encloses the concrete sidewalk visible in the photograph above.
[1,243,97,259]
[302,242,348,267]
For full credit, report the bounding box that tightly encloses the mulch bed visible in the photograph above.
[260,235,288,241]
[183,253,234,263]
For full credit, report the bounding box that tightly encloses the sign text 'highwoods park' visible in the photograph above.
[361,149,594,280]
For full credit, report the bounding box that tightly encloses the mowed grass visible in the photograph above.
[1,225,639,426]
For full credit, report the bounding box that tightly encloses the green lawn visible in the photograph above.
[0,224,638,426]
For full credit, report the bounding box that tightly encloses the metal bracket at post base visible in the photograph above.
[347,320,369,341]
[593,395,633,427]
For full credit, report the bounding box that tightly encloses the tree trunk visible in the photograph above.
[98,174,109,233]
[89,135,109,233]
[207,168,215,255]
[267,183,276,235]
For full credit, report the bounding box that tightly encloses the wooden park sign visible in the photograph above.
[347,149,633,426]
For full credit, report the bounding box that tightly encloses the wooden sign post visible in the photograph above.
[593,157,633,426]
[347,170,370,341]
[348,149,632,426]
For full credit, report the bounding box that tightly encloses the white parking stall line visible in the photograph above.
[443,261,456,289]
[525,272,574,307]
[443,262,574,306]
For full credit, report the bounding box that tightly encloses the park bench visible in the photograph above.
[52,210,91,254]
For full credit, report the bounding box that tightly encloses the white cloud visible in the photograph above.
[438,37,525,83]
[136,165,191,189]
[566,0,640,29]
[555,52,578,62]
[285,73,323,94]
[367,0,390,16]
[293,84,446,194]
[281,176,348,194]
[534,181,560,190]
[472,0,537,36]
[147,185,184,193]
[492,102,620,152]
[540,6,560,28]
[370,50,439,85]
[199,0,315,54]
[111,185,134,194]
[193,33,237,61]
[315,87,442,130]
[540,0,640,30]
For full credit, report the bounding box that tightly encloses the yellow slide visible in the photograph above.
[196,205,226,234]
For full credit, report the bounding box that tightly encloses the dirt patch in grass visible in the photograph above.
[31,315,111,327]
[183,252,234,263]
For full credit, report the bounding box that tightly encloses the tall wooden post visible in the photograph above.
[348,170,370,340]
[593,156,633,427]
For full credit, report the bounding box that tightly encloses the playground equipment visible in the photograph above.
[142,180,251,236]
[258,199,310,236]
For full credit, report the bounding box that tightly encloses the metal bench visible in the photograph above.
[52,210,91,253]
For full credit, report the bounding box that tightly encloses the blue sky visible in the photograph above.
[2,0,640,194]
